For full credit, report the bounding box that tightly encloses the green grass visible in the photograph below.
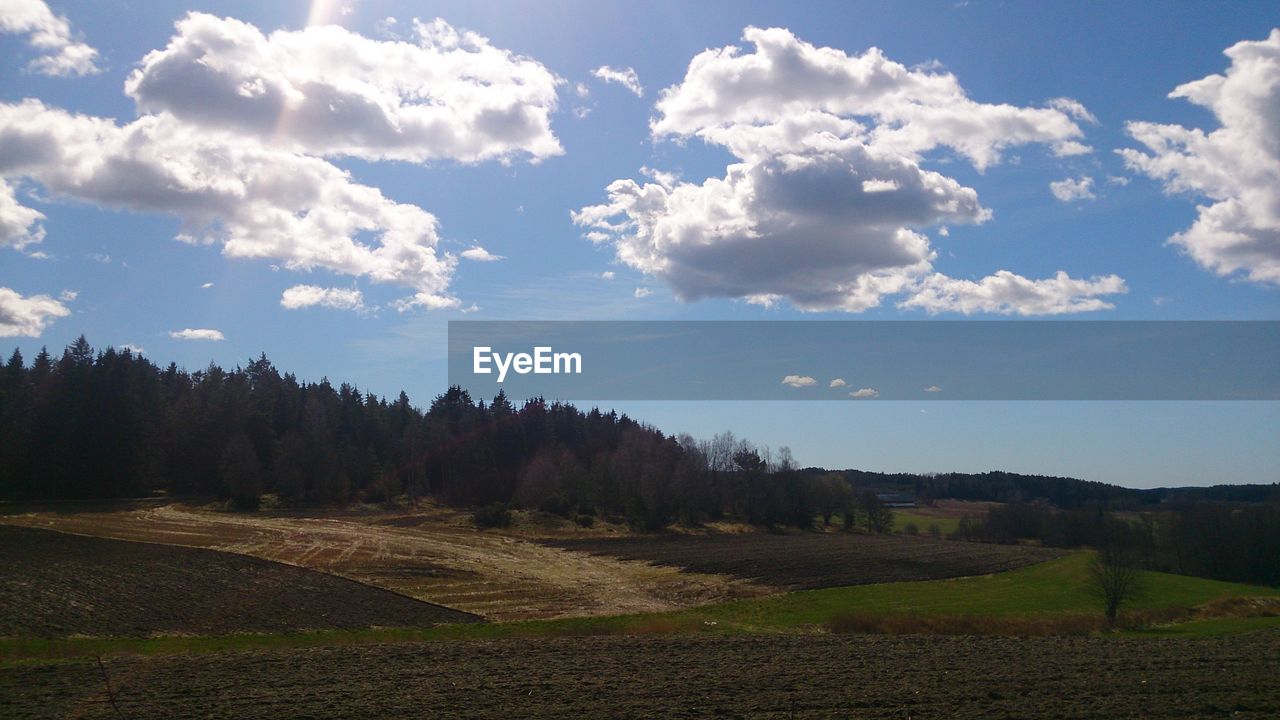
[891,510,961,536]
[4,553,1276,665]
[676,553,1280,632]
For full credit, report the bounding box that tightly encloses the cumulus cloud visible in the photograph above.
[601,271,615,280]
[0,99,459,310]
[460,245,504,261]
[923,385,942,393]
[280,284,366,312]
[0,0,100,77]
[169,328,224,341]
[125,13,563,164]
[829,378,848,388]
[575,27,1119,315]
[849,387,879,399]
[901,270,1127,315]
[782,374,817,388]
[1050,176,1096,202]
[633,286,652,298]
[1119,29,1280,286]
[591,65,644,97]
[649,27,1090,168]
[0,286,70,336]
[119,343,146,355]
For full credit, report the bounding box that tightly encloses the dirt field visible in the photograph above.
[0,526,477,637]
[548,532,1062,590]
[0,504,769,621]
[4,631,1276,719]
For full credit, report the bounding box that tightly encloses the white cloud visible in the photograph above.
[169,328,224,341]
[782,374,817,388]
[601,271,615,280]
[0,286,70,336]
[1119,29,1280,286]
[87,252,111,264]
[280,284,366,312]
[574,28,1114,315]
[460,245,504,261]
[0,180,47,251]
[1048,97,1099,125]
[200,282,214,289]
[125,13,563,164]
[849,387,879,399]
[57,289,76,302]
[1106,174,1131,187]
[0,100,459,311]
[119,343,145,354]
[829,378,847,388]
[633,286,652,298]
[0,0,100,77]
[591,65,644,97]
[1049,176,1096,202]
[901,270,1127,315]
[923,385,942,393]
[649,27,1090,168]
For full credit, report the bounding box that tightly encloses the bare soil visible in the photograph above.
[548,531,1063,589]
[0,504,769,621]
[0,525,477,638]
[4,632,1277,719]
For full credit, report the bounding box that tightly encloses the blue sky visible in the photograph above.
[1,1,1277,487]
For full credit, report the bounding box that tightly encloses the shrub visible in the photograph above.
[928,523,942,538]
[473,503,513,529]
[574,514,596,528]
[904,523,919,536]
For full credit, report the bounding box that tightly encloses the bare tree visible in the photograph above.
[1087,546,1145,625]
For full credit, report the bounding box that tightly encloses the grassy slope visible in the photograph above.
[6,552,1277,664]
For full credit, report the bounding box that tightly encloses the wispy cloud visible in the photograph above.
[591,65,644,97]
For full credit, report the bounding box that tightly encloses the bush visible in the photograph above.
[574,514,596,528]
[904,523,919,536]
[473,503,513,529]
[928,523,942,539]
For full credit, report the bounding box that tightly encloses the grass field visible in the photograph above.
[7,551,1277,664]
[892,509,961,535]
[677,552,1280,631]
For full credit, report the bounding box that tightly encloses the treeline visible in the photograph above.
[815,469,1279,510]
[0,338,898,532]
[954,502,1280,587]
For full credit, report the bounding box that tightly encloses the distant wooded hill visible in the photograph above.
[804,469,1279,510]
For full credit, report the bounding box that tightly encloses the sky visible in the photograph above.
[1,0,1277,487]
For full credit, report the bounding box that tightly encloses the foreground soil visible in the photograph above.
[549,532,1063,590]
[0,504,770,621]
[4,631,1277,719]
[0,526,477,637]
